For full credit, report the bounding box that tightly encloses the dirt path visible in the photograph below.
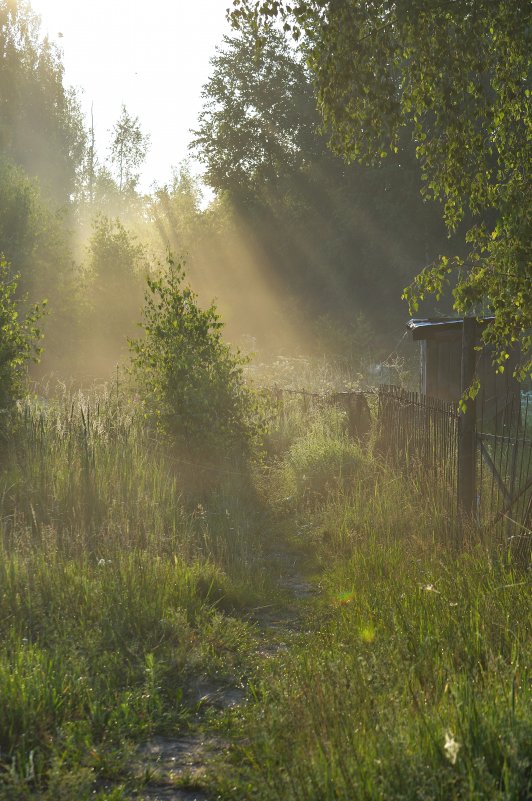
[129,550,316,801]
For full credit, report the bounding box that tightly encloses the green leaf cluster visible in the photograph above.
[0,0,86,204]
[129,259,261,459]
[0,258,44,425]
[231,1,532,379]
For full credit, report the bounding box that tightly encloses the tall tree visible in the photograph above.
[231,1,532,379]
[191,23,449,333]
[109,105,150,194]
[191,24,320,198]
[0,0,86,204]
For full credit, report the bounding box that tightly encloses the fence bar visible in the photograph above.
[458,317,477,518]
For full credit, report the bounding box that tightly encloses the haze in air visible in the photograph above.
[0,1,530,799]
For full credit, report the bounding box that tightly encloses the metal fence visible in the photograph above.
[377,386,460,521]
[476,385,532,544]
[377,384,532,553]
[264,383,531,552]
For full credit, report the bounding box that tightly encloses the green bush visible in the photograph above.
[277,409,372,505]
[129,259,261,460]
[0,259,43,428]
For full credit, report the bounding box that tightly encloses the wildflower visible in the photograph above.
[422,583,440,594]
[444,731,460,765]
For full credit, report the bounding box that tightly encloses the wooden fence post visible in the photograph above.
[458,317,477,519]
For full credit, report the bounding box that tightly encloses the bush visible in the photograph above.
[0,259,43,428]
[276,408,373,506]
[129,259,261,459]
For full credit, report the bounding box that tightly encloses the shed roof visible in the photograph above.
[407,316,495,341]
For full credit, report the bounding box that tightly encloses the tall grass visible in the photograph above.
[1,381,529,799]
[227,544,531,799]
[217,401,531,801]
[0,383,265,796]
[2,384,265,570]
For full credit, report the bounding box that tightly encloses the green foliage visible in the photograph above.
[0,0,85,204]
[0,259,43,422]
[86,214,146,292]
[149,163,205,255]
[109,105,150,195]
[215,401,531,800]
[74,215,147,371]
[193,21,450,334]
[274,408,372,506]
[191,23,320,197]
[0,384,264,793]
[6,385,265,573]
[0,383,529,797]
[231,1,532,379]
[129,260,261,459]
[0,157,75,311]
[232,547,531,800]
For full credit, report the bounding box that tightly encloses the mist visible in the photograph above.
[1,0,449,387]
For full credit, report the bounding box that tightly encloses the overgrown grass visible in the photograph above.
[0,382,530,800]
[215,400,531,801]
[0,384,266,797]
[224,544,530,799]
[268,405,373,508]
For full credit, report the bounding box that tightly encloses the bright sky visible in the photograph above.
[30,0,231,193]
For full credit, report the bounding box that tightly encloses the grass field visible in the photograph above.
[0,384,529,800]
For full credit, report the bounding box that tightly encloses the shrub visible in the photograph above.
[0,259,44,429]
[276,408,373,506]
[129,259,261,460]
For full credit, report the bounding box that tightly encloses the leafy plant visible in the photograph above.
[231,1,532,380]
[129,259,261,460]
[0,258,44,428]
[109,104,150,195]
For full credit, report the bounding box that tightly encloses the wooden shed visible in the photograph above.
[407,317,519,415]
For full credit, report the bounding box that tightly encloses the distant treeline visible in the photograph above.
[0,2,454,379]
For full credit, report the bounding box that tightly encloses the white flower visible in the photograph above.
[444,731,460,765]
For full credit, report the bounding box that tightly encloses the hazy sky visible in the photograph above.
[30,0,231,192]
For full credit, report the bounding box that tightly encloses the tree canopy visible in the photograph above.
[192,21,451,342]
[230,1,532,380]
[191,24,320,197]
[0,0,85,204]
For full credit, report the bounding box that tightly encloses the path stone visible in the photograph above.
[133,789,209,801]
[189,680,246,710]
[132,547,318,799]
[134,735,225,783]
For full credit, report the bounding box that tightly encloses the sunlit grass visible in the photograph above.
[0,380,529,800]
[219,488,531,800]
[213,398,531,801]
[0,383,266,796]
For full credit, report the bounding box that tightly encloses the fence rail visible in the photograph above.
[263,383,531,551]
[377,386,460,522]
[476,386,532,543]
[376,384,531,554]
